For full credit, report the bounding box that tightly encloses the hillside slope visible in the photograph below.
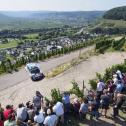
[91,6,126,34]
[103,6,126,20]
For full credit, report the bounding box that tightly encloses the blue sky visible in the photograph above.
[0,0,126,11]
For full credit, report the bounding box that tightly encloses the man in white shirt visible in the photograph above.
[116,70,123,80]
[113,74,118,85]
[34,110,44,125]
[53,101,64,123]
[97,80,105,91]
[44,109,58,126]
[97,80,105,99]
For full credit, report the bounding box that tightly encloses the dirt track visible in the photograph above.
[0,50,126,107]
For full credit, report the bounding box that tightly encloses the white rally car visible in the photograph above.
[25,63,45,81]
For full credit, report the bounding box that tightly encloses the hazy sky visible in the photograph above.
[0,0,126,11]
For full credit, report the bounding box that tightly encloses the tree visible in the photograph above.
[0,61,6,73]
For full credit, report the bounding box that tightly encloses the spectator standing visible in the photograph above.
[113,74,119,86]
[79,98,88,120]
[108,81,116,94]
[114,80,124,99]
[27,104,35,122]
[16,103,28,122]
[42,100,50,116]
[62,92,70,113]
[44,109,58,126]
[97,80,105,99]
[53,101,64,123]
[116,70,123,80]
[33,91,43,110]
[89,95,100,120]
[100,90,110,117]
[113,92,125,117]
[34,109,44,126]
[62,92,70,123]
[72,98,80,116]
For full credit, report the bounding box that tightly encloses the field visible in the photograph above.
[0,33,40,49]
[0,19,63,30]
[0,39,19,49]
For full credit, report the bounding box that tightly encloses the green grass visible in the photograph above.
[0,40,19,49]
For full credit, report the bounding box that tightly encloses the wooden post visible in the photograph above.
[79,49,81,59]
[124,59,126,64]
[82,80,85,95]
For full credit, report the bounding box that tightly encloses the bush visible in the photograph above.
[51,88,62,102]
[89,79,97,90]
[103,68,113,82]
[96,72,103,80]
[69,80,84,98]
[44,97,50,103]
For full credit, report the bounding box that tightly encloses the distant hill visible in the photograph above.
[31,11,104,21]
[2,11,33,18]
[91,6,126,35]
[0,13,11,21]
[103,6,126,20]
[0,11,104,30]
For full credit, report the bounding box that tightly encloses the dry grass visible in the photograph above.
[46,49,96,78]
[46,62,71,78]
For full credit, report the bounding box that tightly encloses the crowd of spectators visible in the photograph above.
[0,70,126,126]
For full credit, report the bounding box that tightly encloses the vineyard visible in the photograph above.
[95,37,126,53]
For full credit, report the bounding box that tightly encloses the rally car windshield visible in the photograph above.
[30,67,40,74]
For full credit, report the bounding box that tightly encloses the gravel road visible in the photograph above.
[0,46,94,91]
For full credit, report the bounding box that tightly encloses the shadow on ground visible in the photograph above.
[60,112,126,126]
